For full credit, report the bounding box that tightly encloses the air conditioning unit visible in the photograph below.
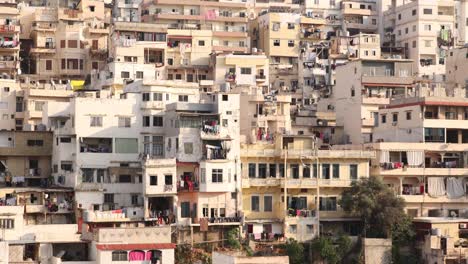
[460,223,467,229]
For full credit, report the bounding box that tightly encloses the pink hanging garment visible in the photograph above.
[129,250,145,261]
[146,251,152,260]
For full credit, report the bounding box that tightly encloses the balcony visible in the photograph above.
[300,16,326,25]
[225,73,236,82]
[242,178,281,188]
[256,74,267,82]
[31,24,56,32]
[0,24,20,33]
[0,40,19,50]
[153,13,202,21]
[58,9,82,21]
[85,26,109,35]
[361,75,414,85]
[196,216,242,225]
[342,7,374,16]
[30,43,56,54]
[93,226,172,243]
[213,45,249,53]
[0,60,16,69]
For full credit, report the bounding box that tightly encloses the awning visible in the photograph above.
[70,80,85,91]
[96,243,176,251]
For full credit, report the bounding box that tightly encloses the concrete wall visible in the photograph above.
[364,238,392,264]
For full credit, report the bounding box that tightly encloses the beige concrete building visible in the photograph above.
[20,0,110,82]
[334,58,414,144]
[446,46,468,90]
[141,0,250,54]
[254,12,300,92]
[241,135,374,241]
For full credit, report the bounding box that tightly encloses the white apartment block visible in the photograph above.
[387,0,459,81]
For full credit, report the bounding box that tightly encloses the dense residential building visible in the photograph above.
[0,0,466,262]
[334,57,414,144]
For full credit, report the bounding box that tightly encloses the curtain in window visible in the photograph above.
[427,177,446,197]
[379,150,390,163]
[115,138,138,153]
[447,177,465,199]
[407,151,424,166]
[129,250,145,261]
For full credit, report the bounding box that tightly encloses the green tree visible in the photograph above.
[283,238,305,264]
[226,227,241,249]
[338,177,410,239]
[312,234,352,264]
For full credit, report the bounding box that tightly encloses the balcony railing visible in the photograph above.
[198,216,241,224]
[286,209,316,218]
[0,40,19,48]
[225,73,236,82]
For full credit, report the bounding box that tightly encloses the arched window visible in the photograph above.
[111,250,127,261]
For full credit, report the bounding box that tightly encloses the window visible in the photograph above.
[181,202,190,218]
[322,164,330,179]
[115,138,138,153]
[405,28,408,34]
[46,60,52,71]
[27,140,43,146]
[424,24,432,31]
[60,40,66,48]
[152,136,164,156]
[198,40,205,46]
[136,71,143,79]
[150,175,157,185]
[142,93,150,101]
[279,164,285,178]
[222,94,228,101]
[319,197,337,211]
[89,5,95,12]
[289,225,297,233]
[121,71,130,78]
[201,168,206,183]
[425,40,432,47]
[398,14,401,20]
[90,116,102,127]
[381,114,387,124]
[332,164,340,179]
[178,95,188,102]
[131,194,139,205]
[291,164,299,179]
[272,22,280,31]
[153,93,163,101]
[118,117,131,127]
[222,119,228,127]
[112,251,127,261]
[251,196,259,212]
[248,163,256,178]
[303,165,310,178]
[240,68,251,75]
[269,164,276,178]
[350,164,358,180]
[104,193,114,204]
[287,23,294,29]
[264,196,272,212]
[412,25,416,32]
[212,169,223,183]
[258,164,267,178]
[288,40,294,47]
[412,9,416,15]
[165,175,173,185]
[118,175,131,183]
[81,168,94,182]
[153,116,163,127]
[60,137,71,143]
[68,40,78,48]
[423,8,432,15]
[392,113,398,122]
[307,225,313,233]
[142,116,150,127]
[184,142,193,154]
[406,111,412,120]
[35,101,45,111]
[273,40,280,46]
